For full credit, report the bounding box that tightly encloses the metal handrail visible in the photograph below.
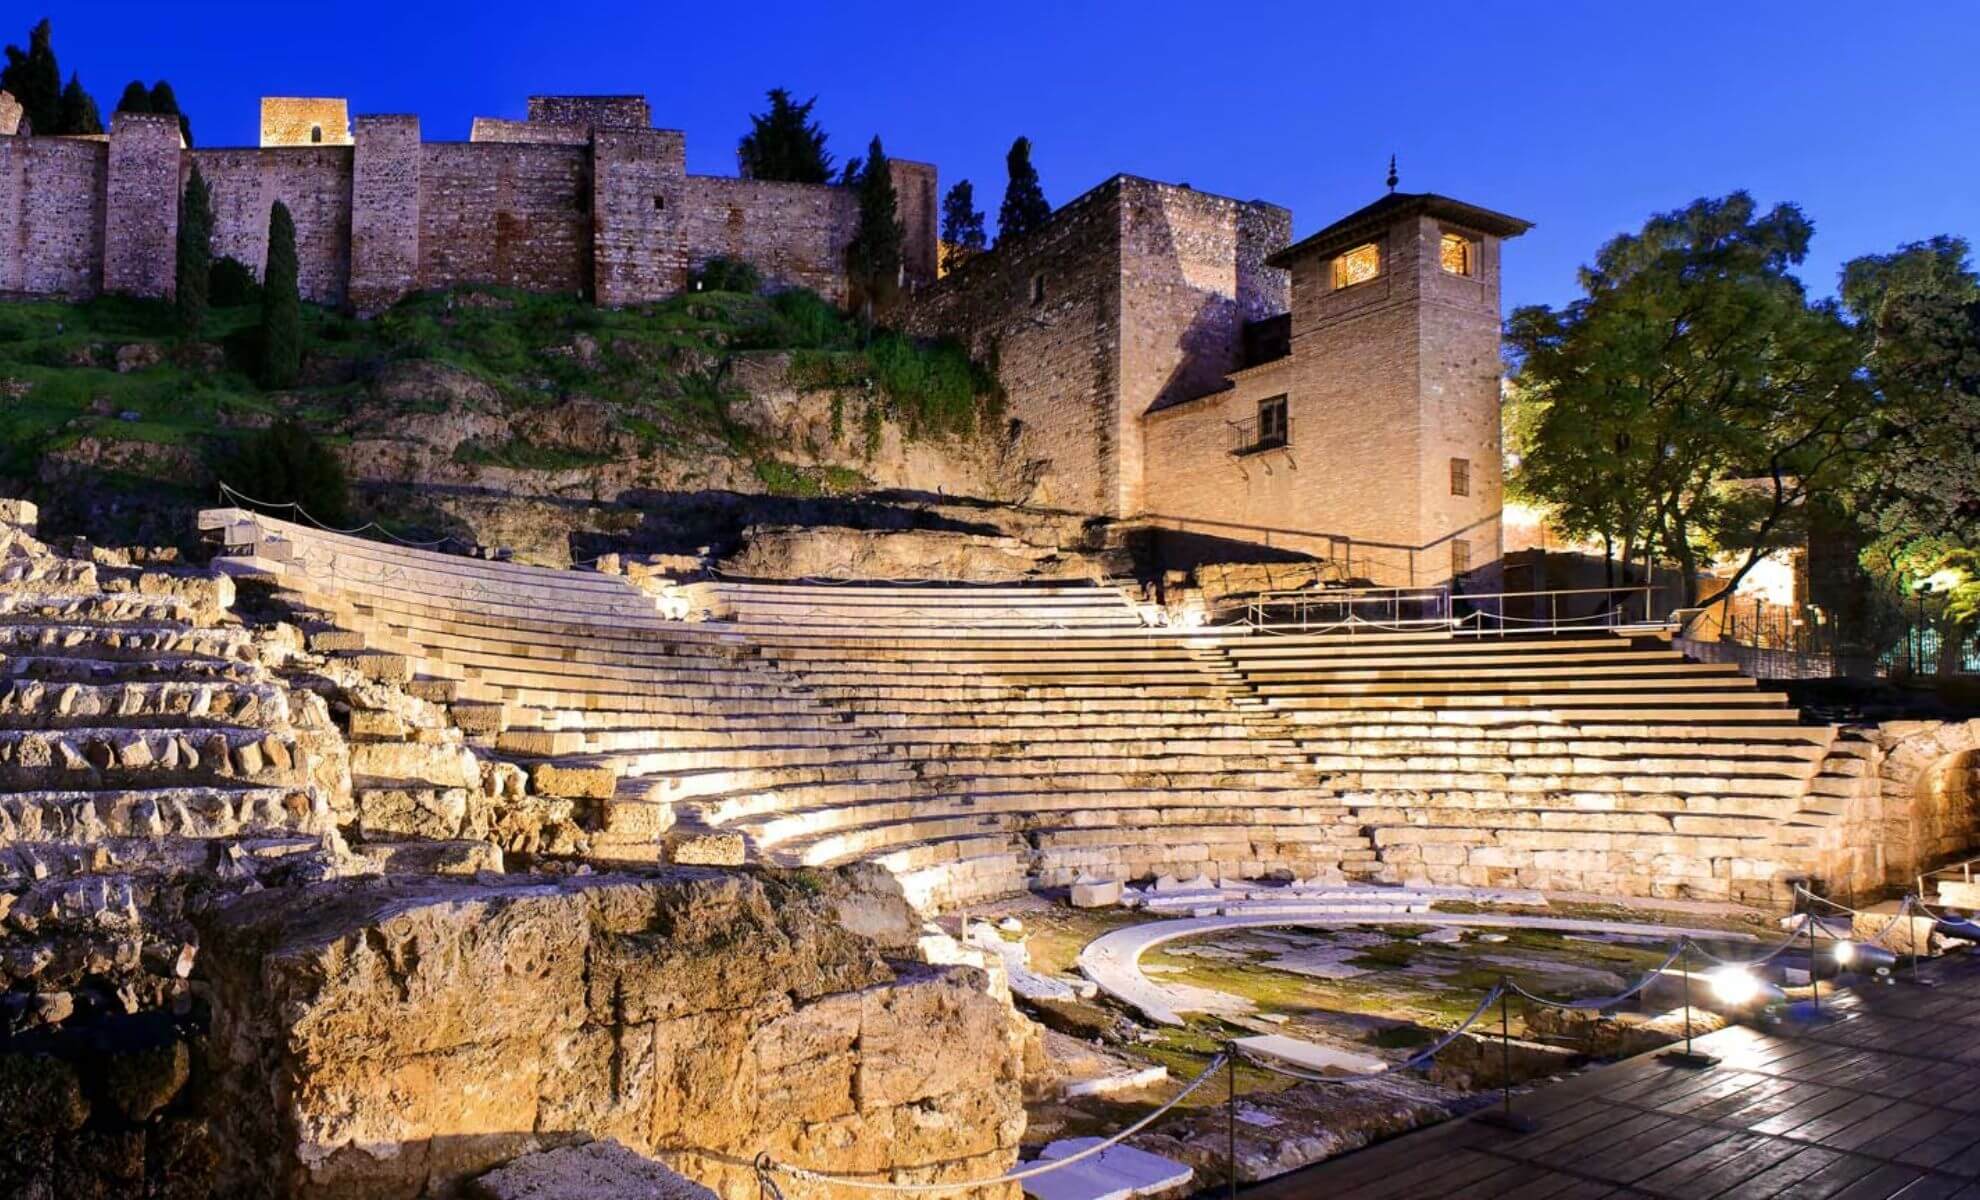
[1245,584,1662,636]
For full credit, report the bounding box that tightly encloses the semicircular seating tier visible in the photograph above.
[199,508,1870,910]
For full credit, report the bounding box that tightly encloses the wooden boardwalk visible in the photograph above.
[1250,956,1980,1198]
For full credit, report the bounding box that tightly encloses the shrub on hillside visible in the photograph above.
[690,256,763,295]
[209,256,260,307]
[218,418,350,525]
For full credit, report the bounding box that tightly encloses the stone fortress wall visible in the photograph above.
[0,92,938,312]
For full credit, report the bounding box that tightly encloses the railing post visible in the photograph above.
[1225,1041,1239,1199]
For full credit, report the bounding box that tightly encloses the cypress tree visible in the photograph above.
[147,80,190,145]
[939,180,986,275]
[56,72,100,135]
[115,80,150,113]
[175,165,213,336]
[1,19,62,135]
[997,136,1050,244]
[845,135,903,320]
[260,201,302,388]
[737,89,831,184]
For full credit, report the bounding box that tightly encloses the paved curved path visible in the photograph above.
[1078,911,1758,1026]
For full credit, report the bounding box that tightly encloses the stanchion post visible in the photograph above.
[1474,983,1537,1133]
[1660,939,1718,1069]
[1224,1042,1238,1200]
[1808,894,1822,1018]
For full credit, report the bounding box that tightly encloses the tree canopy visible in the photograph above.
[997,137,1049,243]
[175,165,213,336]
[3,19,104,136]
[844,136,903,319]
[940,180,986,274]
[114,77,192,145]
[737,88,831,184]
[1506,191,1876,607]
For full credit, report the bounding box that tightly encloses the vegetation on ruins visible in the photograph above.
[940,179,987,274]
[175,165,213,337]
[223,417,351,524]
[259,201,302,388]
[845,136,905,319]
[1506,192,1875,607]
[736,87,832,184]
[114,77,192,145]
[2,18,100,135]
[998,136,1050,242]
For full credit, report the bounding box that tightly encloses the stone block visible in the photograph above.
[1070,877,1123,908]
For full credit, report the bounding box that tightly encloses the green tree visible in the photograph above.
[939,179,986,274]
[1506,192,1875,607]
[737,88,831,184]
[259,200,302,388]
[56,71,99,134]
[115,79,150,113]
[226,418,350,525]
[147,79,190,145]
[1840,236,1980,668]
[845,136,903,320]
[175,165,213,336]
[997,136,1049,243]
[1,19,62,135]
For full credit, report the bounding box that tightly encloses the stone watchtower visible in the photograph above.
[1264,189,1530,586]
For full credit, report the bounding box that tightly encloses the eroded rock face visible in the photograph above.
[196,869,1026,1199]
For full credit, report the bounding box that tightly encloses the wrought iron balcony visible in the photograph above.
[1229,414,1291,456]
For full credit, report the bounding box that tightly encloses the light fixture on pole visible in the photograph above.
[1659,941,1718,1070]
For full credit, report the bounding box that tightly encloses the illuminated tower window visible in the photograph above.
[1332,242,1381,289]
[1440,231,1476,276]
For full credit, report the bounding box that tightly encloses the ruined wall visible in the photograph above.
[902,179,1126,514]
[470,117,589,145]
[889,159,939,290]
[103,112,181,298]
[350,115,421,313]
[593,128,687,306]
[681,176,855,301]
[0,136,105,297]
[197,872,1026,1199]
[528,95,652,131]
[419,142,593,296]
[260,97,352,147]
[188,147,354,305]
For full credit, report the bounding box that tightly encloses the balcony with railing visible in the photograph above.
[1229,414,1290,456]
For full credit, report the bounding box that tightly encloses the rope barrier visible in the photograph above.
[1236,981,1508,1086]
[1504,940,1689,1011]
[762,1052,1230,1194]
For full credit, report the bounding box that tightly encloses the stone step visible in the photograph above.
[733,789,1355,847]
[0,784,324,846]
[0,623,257,662]
[1308,752,1815,780]
[1,653,265,685]
[0,679,291,730]
[0,726,307,789]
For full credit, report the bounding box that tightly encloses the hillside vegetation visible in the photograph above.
[0,281,1011,549]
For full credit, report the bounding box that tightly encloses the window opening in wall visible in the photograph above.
[1450,456,1471,497]
[653,194,666,211]
[1439,231,1476,276]
[1333,242,1381,289]
[1029,273,1046,305]
[1451,538,1471,580]
[309,125,322,144]
[1258,395,1288,448]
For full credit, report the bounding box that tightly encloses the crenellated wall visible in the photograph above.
[0,93,936,314]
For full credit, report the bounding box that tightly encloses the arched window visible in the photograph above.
[1439,231,1476,276]
[310,125,323,144]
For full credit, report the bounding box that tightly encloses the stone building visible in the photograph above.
[908,179,1530,588]
[0,92,937,312]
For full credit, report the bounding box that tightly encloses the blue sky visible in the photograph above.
[35,0,1979,311]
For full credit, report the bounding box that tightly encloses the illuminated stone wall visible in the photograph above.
[0,134,106,296]
[258,97,352,147]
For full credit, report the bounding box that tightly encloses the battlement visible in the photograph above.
[0,91,936,312]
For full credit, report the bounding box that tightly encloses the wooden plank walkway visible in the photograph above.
[1248,955,1980,1198]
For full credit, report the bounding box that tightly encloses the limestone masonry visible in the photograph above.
[0,92,937,312]
[0,87,1527,584]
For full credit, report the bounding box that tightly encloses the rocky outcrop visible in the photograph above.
[195,869,1027,1199]
[721,525,1104,583]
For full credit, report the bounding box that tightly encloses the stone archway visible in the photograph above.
[1866,721,1980,888]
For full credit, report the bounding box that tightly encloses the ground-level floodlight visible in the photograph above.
[1832,939,1897,972]
[1708,966,1784,1009]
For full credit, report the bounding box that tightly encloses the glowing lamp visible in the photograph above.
[1707,966,1782,1008]
[1832,940,1856,967]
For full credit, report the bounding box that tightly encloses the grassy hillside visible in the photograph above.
[0,283,1003,540]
